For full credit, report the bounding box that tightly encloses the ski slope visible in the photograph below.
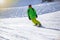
[0,2,60,18]
[0,11,60,40]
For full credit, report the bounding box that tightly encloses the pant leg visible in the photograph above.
[31,18,37,25]
[36,19,41,25]
[31,18,41,25]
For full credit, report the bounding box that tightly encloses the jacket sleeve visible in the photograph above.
[27,9,31,20]
[32,8,38,18]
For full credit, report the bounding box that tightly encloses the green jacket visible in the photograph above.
[27,8,37,20]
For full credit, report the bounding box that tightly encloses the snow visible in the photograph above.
[0,2,60,18]
[0,11,60,40]
[39,11,60,30]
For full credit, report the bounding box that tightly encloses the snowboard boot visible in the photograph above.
[34,23,37,26]
[37,24,42,27]
[34,23,42,27]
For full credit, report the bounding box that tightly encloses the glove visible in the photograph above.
[36,15,38,18]
[28,16,31,20]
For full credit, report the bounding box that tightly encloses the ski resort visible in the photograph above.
[0,0,60,40]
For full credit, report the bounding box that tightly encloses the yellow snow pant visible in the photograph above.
[31,18,41,25]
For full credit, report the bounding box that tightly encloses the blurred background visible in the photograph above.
[0,0,60,8]
[0,0,60,18]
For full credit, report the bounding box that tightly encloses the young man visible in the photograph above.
[27,5,41,27]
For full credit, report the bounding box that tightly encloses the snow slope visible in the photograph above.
[0,2,60,18]
[38,11,60,30]
[0,11,60,40]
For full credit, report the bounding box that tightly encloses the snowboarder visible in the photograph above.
[27,5,41,27]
